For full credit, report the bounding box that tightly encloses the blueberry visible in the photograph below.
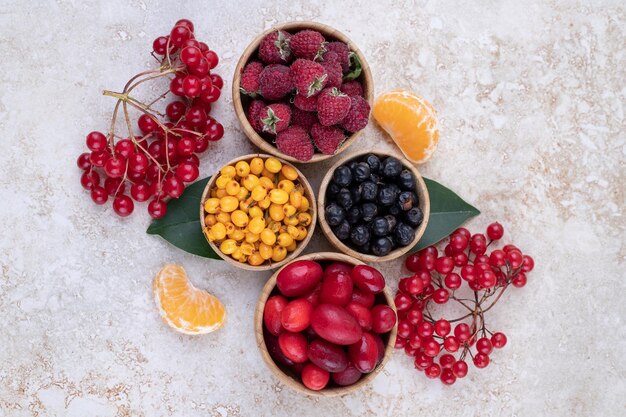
[361,203,378,222]
[325,202,346,226]
[394,222,415,246]
[350,224,370,246]
[357,241,371,254]
[352,162,371,183]
[333,220,351,241]
[351,186,362,204]
[371,236,393,256]
[404,207,424,227]
[371,216,390,237]
[332,165,352,187]
[360,181,378,201]
[337,188,353,210]
[381,156,402,178]
[327,181,341,196]
[398,169,415,190]
[348,160,359,172]
[364,154,381,173]
[385,215,397,232]
[377,184,398,206]
[398,191,414,211]
[347,206,361,225]
[388,204,401,216]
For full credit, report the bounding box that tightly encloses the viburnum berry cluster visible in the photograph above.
[77,19,224,218]
[394,222,535,385]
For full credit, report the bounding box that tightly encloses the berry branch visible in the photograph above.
[76,19,225,218]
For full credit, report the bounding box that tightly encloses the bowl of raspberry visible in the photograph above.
[318,150,430,263]
[255,252,398,396]
[233,21,374,163]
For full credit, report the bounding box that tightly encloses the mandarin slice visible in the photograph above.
[372,90,439,164]
[153,264,226,334]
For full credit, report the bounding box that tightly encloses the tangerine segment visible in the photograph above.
[372,90,439,164]
[153,264,226,335]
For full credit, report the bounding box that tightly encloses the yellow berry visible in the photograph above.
[261,168,276,181]
[245,232,260,244]
[277,180,295,193]
[258,196,271,209]
[235,161,251,177]
[277,233,294,248]
[269,204,285,221]
[226,180,241,196]
[242,174,260,191]
[228,228,245,241]
[279,224,289,234]
[238,200,250,213]
[281,164,299,181]
[267,220,281,233]
[215,174,231,189]
[231,210,249,227]
[220,196,239,212]
[259,243,273,260]
[205,214,217,226]
[287,225,300,239]
[299,196,310,212]
[283,215,299,226]
[224,222,236,235]
[298,212,312,227]
[258,176,274,190]
[248,217,266,234]
[216,188,228,198]
[216,211,231,224]
[290,191,303,208]
[232,247,244,261]
[204,198,220,214]
[249,206,263,218]
[286,240,298,252]
[247,252,265,266]
[209,222,227,241]
[260,228,277,246]
[251,185,267,201]
[241,196,255,210]
[250,157,264,175]
[272,246,287,262]
[210,189,218,198]
[236,187,249,201]
[269,189,289,205]
[296,225,308,241]
[221,165,236,178]
[265,157,282,173]
[283,204,296,217]
[220,239,237,255]
[240,243,255,256]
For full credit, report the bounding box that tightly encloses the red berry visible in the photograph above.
[397,320,414,338]
[408,333,422,349]
[104,157,126,179]
[152,36,171,55]
[370,305,396,334]
[424,363,441,378]
[114,139,134,158]
[452,360,468,378]
[461,265,477,282]
[77,152,91,170]
[473,353,490,368]
[175,162,199,183]
[200,84,221,103]
[104,177,125,196]
[206,123,224,141]
[489,250,507,268]
[138,114,158,134]
[80,170,100,189]
[163,176,184,198]
[454,323,471,342]
[180,46,202,66]
[479,270,497,288]
[195,136,209,153]
[432,288,449,304]
[166,101,186,121]
[174,18,194,32]
[443,336,460,352]
[414,351,432,371]
[450,233,468,252]
[512,272,528,288]
[491,332,507,348]
[281,299,313,332]
[453,227,471,240]
[416,321,434,338]
[435,256,454,274]
[128,153,149,173]
[301,363,329,391]
[90,186,108,204]
[344,302,373,331]
[394,337,407,349]
[210,74,224,89]
[453,252,469,267]
[405,253,420,272]
[130,181,150,202]
[476,337,494,355]
[503,244,520,253]
[204,50,219,69]
[487,222,504,240]
[406,308,423,326]
[394,293,413,311]
[170,25,192,48]
[350,287,375,308]
[170,75,185,96]
[434,319,451,337]
[148,199,167,219]
[112,195,134,217]
[176,137,196,156]
[278,332,308,363]
[444,272,461,289]
[86,131,107,152]
[439,354,455,369]
[522,255,535,272]
[506,250,524,269]
[418,253,436,271]
[422,337,441,357]
[440,369,457,385]
[182,75,201,97]
[188,58,210,76]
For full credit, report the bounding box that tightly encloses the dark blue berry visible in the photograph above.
[327,181,341,196]
[347,206,361,225]
[364,154,381,173]
[404,207,424,227]
[336,188,353,209]
[371,216,391,237]
[352,162,371,182]
[361,203,378,222]
[371,236,393,256]
[398,169,415,190]
[377,184,398,206]
[350,224,370,246]
[332,165,352,187]
[381,156,402,178]
[333,220,351,241]
[394,222,415,246]
[325,202,346,226]
[360,181,378,201]
[398,191,415,211]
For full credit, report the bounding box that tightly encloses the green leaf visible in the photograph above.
[343,52,362,81]
[414,178,480,251]
[146,177,220,259]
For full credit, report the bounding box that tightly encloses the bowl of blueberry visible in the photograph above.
[318,150,429,262]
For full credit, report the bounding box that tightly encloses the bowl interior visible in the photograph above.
[232,21,374,164]
[254,252,397,396]
[317,150,431,263]
[200,153,317,271]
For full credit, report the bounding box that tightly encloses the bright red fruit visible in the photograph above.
[263,295,288,336]
[280,299,313,332]
[310,304,363,345]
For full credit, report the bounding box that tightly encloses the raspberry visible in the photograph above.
[341,95,370,132]
[316,87,351,126]
[276,125,314,161]
[293,94,318,112]
[291,59,327,98]
[258,30,292,64]
[247,99,266,133]
[258,64,293,100]
[290,30,326,61]
[311,123,345,155]
[321,60,343,89]
[259,103,291,135]
[291,107,318,131]
[325,41,350,72]
[340,81,364,97]
[240,61,263,97]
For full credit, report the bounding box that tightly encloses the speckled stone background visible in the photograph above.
[1,0,624,416]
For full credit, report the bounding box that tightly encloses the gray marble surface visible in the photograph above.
[0,0,624,416]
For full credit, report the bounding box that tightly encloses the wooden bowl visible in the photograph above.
[199,153,317,271]
[254,252,398,396]
[232,21,374,164]
[318,150,430,263]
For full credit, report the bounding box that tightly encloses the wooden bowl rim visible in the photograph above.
[232,21,374,164]
[253,252,398,397]
[317,149,431,263]
[199,153,317,271]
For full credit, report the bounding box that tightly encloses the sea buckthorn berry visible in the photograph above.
[228,228,245,242]
[258,176,274,190]
[248,252,264,266]
[259,243,273,260]
[215,174,231,189]
[290,190,303,208]
[281,165,298,180]
[283,215,299,226]
[210,223,227,241]
[242,174,259,191]
[248,217,266,234]
[265,157,282,173]
[297,212,312,227]
[204,198,220,213]
[261,229,277,246]
[269,204,285,221]
[205,214,217,226]
[272,246,287,262]
[219,196,239,212]
[216,212,230,224]
[277,233,294,248]
[240,243,254,256]
[250,157,264,175]
[225,180,241,196]
[235,187,249,201]
[267,221,281,233]
[245,232,260,243]
[261,168,276,181]
[219,239,237,254]
[220,165,236,177]
[249,206,263,218]
[251,185,267,201]
[286,241,297,252]
[235,161,250,177]
[278,180,295,193]
[296,226,308,241]
[231,210,249,227]
[287,225,300,239]
[283,204,297,217]
[215,188,227,198]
